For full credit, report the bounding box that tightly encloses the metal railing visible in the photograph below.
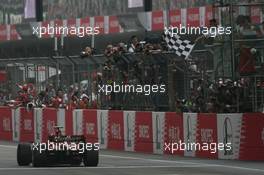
[0,50,263,112]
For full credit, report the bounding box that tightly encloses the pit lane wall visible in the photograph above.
[0,106,263,160]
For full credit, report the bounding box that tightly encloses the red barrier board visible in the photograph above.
[109,16,120,33]
[67,18,77,36]
[239,113,264,160]
[42,108,57,142]
[65,108,73,135]
[0,107,12,141]
[80,17,90,27]
[107,110,124,150]
[19,108,34,142]
[187,7,200,27]
[169,9,181,27]
[40,21,51,38]
[94,16,104,34]
[205,6,213,27]
[10,25,20,40]
[0,71,7,82]
[83,109,98,143]
[1,106,264,161]
[251,6,261,24]
[152,11,164,31]
[0,25,7,41]
[134,111,153,153]
[200,6,214,27]
[54,19,63,37]
[196,113,218,159]
[164,112,184,155]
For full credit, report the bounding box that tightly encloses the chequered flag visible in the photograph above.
[163,29,195,59]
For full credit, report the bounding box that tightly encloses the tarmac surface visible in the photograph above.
[0,141,263,175]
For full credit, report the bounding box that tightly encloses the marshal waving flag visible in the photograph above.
[163,29,195,59]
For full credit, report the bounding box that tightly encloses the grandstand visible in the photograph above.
[0,0,263,112]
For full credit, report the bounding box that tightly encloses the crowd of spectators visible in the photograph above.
[1,76,259,113]
[1,82,98,110]
[175,78,255,113]
[236,16,264,38]
[79,33,262,113]
[0,34,166,110]
[81,34,165,85]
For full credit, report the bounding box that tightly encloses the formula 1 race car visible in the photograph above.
[16,126,99,167]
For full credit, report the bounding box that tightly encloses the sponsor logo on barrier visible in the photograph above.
[86,123,95,135]
[111,123,121,139]
[3,117,11,131]
[153,16,163,24]
[168,127,180,142]
[24,119,32,131]
[262,128,264,144]
[201,129,213,143]
[139,125,150,139]
[223,117,233,156]
[47,120,56,134]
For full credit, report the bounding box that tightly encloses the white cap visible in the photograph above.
[80,94,89,99]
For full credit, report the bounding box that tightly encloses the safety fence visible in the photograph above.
[0,53,171,111]
[0,106,263,161]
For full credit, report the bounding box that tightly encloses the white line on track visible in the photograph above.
[0,165,217,171]
[0,144,264,173]
[0,145,16,149]
[101,154,201,165]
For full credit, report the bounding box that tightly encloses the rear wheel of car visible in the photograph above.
[17,143,32,166]
[83,146,99,167]
[32,149,47,167]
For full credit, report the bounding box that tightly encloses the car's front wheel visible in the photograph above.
[83,146,99,167]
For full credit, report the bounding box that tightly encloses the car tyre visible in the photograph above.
[83,146,99,167]
[17,143,32,166]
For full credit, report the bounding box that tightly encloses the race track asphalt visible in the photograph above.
[0,141,263,175]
